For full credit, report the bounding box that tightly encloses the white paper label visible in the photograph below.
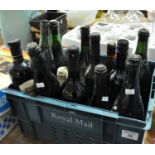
[101,96,109,102]
[121,130,139,141]
[36,82,45,88]
[19,79,34,91]
[125,89,135,95]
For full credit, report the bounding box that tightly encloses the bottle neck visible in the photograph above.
[116,52,127,72]
[13,54,24,63]
[91,43,100,66]
[39,26,49,49]
[50,27,61,45]
[125,65,140,92]
[107,54,115,62]
[93,73,108,96]
[50,27,63,56]
[68,54,80,81]
[81,40,90,56]
[68,72,80,81]
[136,39,148,60]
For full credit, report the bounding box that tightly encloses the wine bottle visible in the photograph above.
[49,20,67,69]
[80,26,90,79]
[62,46,86,104]
[84,32,101,101]
[135,28,151,111]
[39,20,56,74]
[106,41,116,74]
[112,54,145,121]
[90,64,110,110]
[27,42,61,98]
[109,39,129,106]
[8,39,33,90]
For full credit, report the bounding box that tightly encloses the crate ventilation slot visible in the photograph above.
[89,137,96,144]
[49,126,57,140]
[76,133,83,143]
[63,129,70,143]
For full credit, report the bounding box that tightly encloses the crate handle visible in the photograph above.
[145,111,153,130]
[147,70,155,111]
[148,96,155,111]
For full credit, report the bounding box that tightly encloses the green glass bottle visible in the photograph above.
[135,28,151,112]
[49,20,67,69]
[39,20,56,74]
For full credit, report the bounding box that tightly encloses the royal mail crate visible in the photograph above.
[2,61,155,144]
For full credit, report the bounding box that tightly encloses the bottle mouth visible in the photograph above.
[117,39,129,48]
[126,54,142,67]
[68,45,79,56]
[7,39,22,57]
[94,64,107,74]
[90,32,101,42]
[40,19,49,23]
[80,26,90,35]
[49,20,58,27]
[8,39,20,46]
[107,41,116,55]
[27,42,41,59]
[138,28,150,39]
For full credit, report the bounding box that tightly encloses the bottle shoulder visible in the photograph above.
[10,60,32,71]
[85,65,94,77]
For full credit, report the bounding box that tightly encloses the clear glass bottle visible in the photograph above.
[123,10,145,23]
[49,20,67,69]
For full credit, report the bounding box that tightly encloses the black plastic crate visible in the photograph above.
[2,61,155,144]
[29,12,67,43]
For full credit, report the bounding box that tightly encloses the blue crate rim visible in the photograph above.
[2,87,153,130]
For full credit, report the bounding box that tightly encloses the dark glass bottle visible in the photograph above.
[135,28,151,111]
[109,39,129,106]
[80,26,90,79]
[27,42,61,98]
[106,41,116,74]
[84,32,101,101]
[39,20,56,74]
[49,20,67,69]
[112,54,145,121]
[8,39,33,90]
[90,64,110,110]
[62,46,86,104]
